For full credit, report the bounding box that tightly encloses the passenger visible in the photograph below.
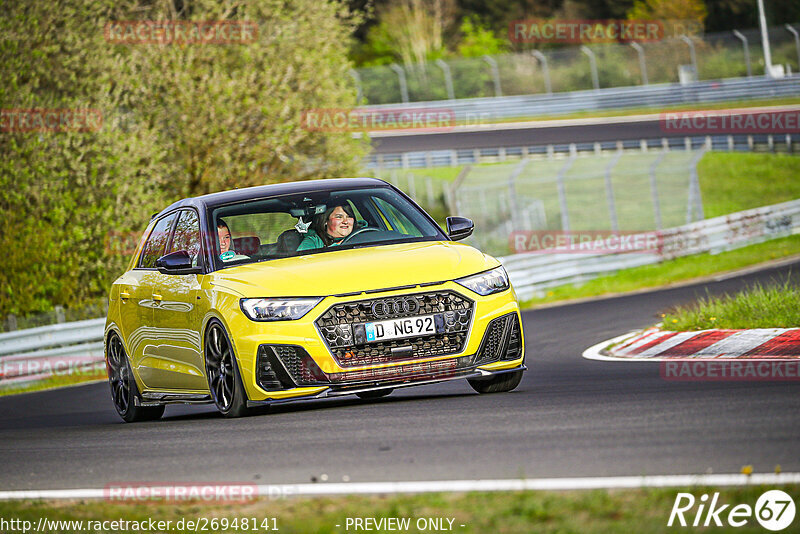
[217,219,249,261]
[297,204,355,251]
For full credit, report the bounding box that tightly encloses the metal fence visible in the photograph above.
[501,197,800,301]
[358,75,800,126]
[448,147,706,258]
[0,318,105,386]
[3,198,798,383]
[366,132,800,172]
[355,24,800,105]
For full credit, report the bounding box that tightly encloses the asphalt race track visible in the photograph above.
[1,262,799,491]
[370,117,668,153]
[368,108,792,153]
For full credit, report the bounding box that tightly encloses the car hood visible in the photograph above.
[209,241,499,297]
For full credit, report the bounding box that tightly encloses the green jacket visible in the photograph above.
[296,229,344,251]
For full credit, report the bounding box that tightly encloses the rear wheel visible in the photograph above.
[356,388,393,399]
[106,334,165,423]
[205,321,251,418]
[468,370,524,394]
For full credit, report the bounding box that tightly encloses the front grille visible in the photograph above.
[315,291,474,367]
[267,343,475,387]
[472,313,523,366]
[327,356,474,384]
[259,312,521,391]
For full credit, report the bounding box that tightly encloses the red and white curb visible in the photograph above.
[583,327,800,362]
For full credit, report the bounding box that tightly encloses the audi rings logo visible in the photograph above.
[372,298,420,318]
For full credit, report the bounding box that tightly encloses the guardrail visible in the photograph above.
[499,198,800,300]
[366,133,798,170]
[0,318,105,385]
[2,198,799,385]
[361,75,800,122]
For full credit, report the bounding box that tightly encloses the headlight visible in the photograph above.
[240,297,322,321]
[455,266,510,296]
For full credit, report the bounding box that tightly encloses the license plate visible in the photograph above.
[361,313,443,343]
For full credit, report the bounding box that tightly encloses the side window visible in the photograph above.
[169,210,201,266]
[138,212,178,268]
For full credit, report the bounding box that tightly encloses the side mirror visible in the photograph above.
[446,216,474,241]
[155,250,200,275]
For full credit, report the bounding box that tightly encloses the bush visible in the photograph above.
[0,0,368,318]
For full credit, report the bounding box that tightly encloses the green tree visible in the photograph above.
[0,0,368,318]
[627,0,707,30]
[361,0,455,66]
[457,16,508,57]
[116,0,369,197]
[0,0,169,317]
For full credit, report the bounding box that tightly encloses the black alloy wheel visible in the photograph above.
[107,333,164,422]
[205,321,250,417]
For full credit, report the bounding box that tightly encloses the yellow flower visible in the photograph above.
[546,291,554,297]
[672,319,678,323]
[710,317,716,321]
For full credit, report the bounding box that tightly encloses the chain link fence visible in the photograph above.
[355,24,800,105]
[447,148,706,257]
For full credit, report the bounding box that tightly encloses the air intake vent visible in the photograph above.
[257,345,327,389]
[473,313,523,366]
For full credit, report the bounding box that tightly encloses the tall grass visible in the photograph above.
[662,280,800,331]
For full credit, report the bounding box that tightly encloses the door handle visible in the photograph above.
[120,291,131,300]
[153,293,163,303]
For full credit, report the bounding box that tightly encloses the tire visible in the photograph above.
[205,320,251,418]
[106,333,165,423]
[356,388,393,400]
[468,370,524,394]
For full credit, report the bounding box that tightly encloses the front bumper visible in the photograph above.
[226,282,525,402]
[245,363,527,408]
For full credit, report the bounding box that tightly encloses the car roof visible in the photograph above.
[153,177,390,218]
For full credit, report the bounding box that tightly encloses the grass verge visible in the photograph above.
[522,234,800,308]
[0,369,106,397]
[1,485,796,533]
[698,152,800,218]
[662,280,800,331]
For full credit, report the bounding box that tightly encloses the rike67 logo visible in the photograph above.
[669,490,796,531]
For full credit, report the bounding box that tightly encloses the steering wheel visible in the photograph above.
[341,226,381,244]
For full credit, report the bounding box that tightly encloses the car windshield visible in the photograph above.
[209,185,444,269]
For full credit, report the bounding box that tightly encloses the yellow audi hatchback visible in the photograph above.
[105,178,525,422]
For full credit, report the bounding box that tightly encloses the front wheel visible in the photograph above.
[468,370,524,394]
[205,321,251,418]
[106,333,165,423]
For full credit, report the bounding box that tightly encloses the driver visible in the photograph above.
[297,204,355,251]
